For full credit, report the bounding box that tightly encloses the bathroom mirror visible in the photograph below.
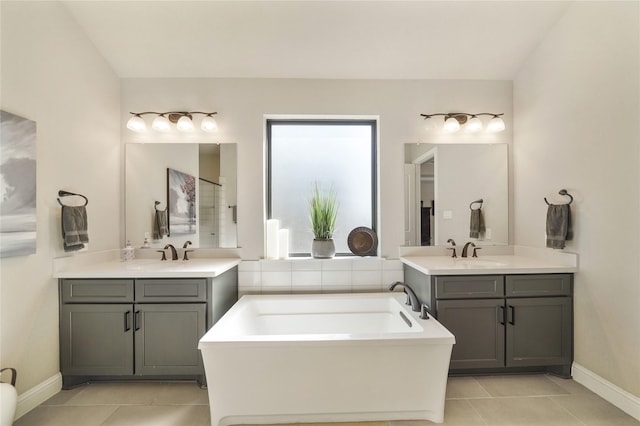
[404,143,508,246]
[125,143,237,248]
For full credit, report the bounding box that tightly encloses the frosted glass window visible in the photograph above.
[267,120,377,256]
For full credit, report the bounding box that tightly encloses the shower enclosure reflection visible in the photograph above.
[125,143,237,248]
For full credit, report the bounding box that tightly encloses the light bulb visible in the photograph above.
[151,115,171,132]
[201,115,218,132]
[423,116,437,131]
[126,115,146,132]
[176,115,194,132]
[443,116,461,132]
[487,116,505,132]
[465,116,483,133]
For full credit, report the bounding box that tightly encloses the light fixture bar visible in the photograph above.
[127,111,219,133]
[420,112,505,133]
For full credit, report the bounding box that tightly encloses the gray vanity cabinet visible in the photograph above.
[404,265,573,377]
[436,298,505,369]
[134,303,206,375]
[434,275,506,370]
[60,303,134,376]
[59,267,237,388]
[504,274,572,368]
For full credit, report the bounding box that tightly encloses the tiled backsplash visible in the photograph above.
[238,258,403,296]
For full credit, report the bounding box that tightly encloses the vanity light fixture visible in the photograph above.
[126,114,147,132]
[127,111,219,133]
[443,116,461,132]
[201,114,219,132]
[176,115,195,132]
[151,114,171,132]
[420,113,505,133]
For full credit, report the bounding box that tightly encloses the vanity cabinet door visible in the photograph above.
[60,304,134,376]
[134,303,206,375]
[436,298,505,369]
[506,297,572,367]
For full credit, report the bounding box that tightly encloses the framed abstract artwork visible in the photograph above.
[0,110,37,257]
[167,168,196,236]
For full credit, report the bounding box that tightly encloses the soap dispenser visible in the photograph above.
[121,240,135,262]
[142,232,151,248]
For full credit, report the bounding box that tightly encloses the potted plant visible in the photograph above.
[309,183,338,259]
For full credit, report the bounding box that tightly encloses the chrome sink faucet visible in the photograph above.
[447,239,457,258]
[163,244,178,261]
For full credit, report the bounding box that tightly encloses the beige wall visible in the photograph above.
[0,2,121,394]
[121,79,513,259]
[514,1,639,397]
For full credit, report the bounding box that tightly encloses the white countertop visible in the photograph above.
[401,253,577,276]
[54,258,241,279]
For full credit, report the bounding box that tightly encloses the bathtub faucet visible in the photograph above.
[389,282,421,313]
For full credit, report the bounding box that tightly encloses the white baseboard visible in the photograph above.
[15,372,62,420]
[10,367,640,423]
[572,363,640,421]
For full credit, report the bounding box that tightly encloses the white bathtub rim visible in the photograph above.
[200,292,455,346]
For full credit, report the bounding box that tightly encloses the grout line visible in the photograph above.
[546,396,587,426]
[462,398,490,426]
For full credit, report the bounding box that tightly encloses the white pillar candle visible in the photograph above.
[278,229,289,259]
[266,219,279,259]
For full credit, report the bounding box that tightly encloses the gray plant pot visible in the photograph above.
[311,238,335,259]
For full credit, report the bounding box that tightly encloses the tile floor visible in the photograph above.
[15,375,639,426]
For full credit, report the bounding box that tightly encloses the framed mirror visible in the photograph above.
[404,143,508,246]
[125,143,237,248]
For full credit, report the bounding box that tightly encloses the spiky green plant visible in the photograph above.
[309,183,338,240]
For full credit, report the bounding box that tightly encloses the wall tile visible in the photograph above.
[261,271,292,289]
[352,270,382,288]
[238,271,261,287]
[292,259,322,271]
[382,259,403,270]
[238,260,260,272]
[383,270,404,287]
[321,270,351,286]
[321,284,352,293]
[261,260,292,272]
[351,258,383,271]
[292,271,322,292]
[321,259,352,271]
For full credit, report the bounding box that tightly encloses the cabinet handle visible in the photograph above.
[498,306,505,325]
[134,310,141,331]
[124,310,131,332]
[508,305,515,325]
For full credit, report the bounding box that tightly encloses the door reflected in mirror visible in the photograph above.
[404,143,508,246]
[125,143,237,249]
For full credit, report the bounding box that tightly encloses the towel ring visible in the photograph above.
[57,190,88,207]
[469,199,483,210]
[544,189,573,206]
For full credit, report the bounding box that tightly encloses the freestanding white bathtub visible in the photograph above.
[198,292,455,426]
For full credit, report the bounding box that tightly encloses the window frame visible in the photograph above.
[266,118,378,257]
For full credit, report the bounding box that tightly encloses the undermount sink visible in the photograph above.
[455,259,508,267]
